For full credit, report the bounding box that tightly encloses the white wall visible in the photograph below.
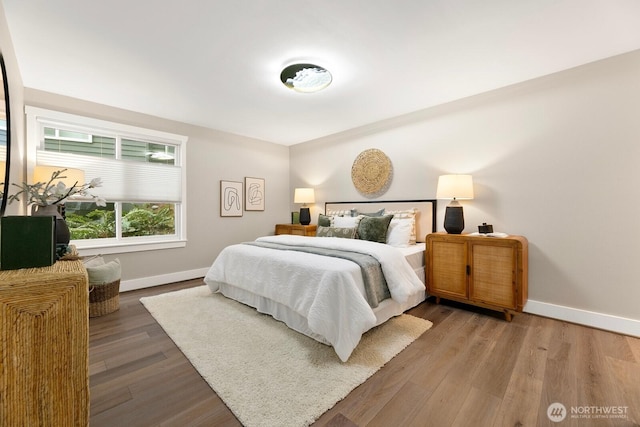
[290,50,640,332]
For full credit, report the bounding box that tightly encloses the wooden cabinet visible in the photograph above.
[426,233,528,321]
[0,260,89,426]
[275,224,317,236]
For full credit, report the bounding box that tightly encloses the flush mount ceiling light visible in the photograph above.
[280,63,332,93]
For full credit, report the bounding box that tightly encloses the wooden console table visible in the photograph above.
[0,260,89,426]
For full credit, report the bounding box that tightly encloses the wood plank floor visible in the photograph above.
[89,279,640,426]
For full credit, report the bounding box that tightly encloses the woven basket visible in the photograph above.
[89,279,120,317]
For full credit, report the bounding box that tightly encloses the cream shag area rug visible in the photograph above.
[140,286,432,427]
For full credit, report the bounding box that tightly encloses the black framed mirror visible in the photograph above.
[0,52,11,216]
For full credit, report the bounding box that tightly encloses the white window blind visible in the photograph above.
[37,150,182,202]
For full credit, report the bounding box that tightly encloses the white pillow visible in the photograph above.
[386,218,413,247]
[387,209,417,244]
[86,259,121,285]
[83,256,105,268]
[332,215,363,228]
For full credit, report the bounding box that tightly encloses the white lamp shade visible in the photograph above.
[436,174,474,200]
[33,166,85,188]
[294,188,315,204]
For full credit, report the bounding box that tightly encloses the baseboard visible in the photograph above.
[525,299,640,338]
[120,267,210,292]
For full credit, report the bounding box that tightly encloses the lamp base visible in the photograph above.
[299,207,311,225]
[444,204,464,234]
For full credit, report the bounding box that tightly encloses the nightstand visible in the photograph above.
[275,224,317,236]
[425,232,528,321]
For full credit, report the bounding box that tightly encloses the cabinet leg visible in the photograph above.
[504,311,512,322]
[435,296,441,304]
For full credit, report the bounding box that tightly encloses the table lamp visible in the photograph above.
[33,166,85,189]
[436,174,474,234]
[294,188,315,225]
[33,166,86,216]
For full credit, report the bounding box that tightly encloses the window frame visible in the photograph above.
[25,106,188,256]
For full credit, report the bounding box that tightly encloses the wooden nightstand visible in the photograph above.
[425,232,528,321]
[275,224,317,236]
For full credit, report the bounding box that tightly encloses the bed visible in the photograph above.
[204,200,437,361]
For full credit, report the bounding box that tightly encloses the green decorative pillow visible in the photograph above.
[356,208,385,217]
[86,259,121,285]
[318,214,332,227]
[357,215,393,243]
[316,226,357,239]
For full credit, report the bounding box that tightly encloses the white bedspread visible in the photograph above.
[204,235,425,361]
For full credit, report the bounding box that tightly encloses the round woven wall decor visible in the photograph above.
[351,149,393,197]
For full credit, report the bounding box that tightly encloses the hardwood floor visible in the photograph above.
[90,280,640,426]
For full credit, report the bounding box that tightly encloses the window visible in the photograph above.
[0,117,6,160]
[26,106,188,255]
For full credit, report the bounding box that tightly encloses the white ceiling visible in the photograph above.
[3,0,640,146]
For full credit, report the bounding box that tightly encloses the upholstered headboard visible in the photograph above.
[324,199,437,243]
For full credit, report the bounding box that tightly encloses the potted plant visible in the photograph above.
[8,168,105,245]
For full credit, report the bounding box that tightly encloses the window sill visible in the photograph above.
[74,239,187,256]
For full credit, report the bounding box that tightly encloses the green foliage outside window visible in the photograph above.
[122,203,175,237]
[67,208,116,239]
[65,202,175,240]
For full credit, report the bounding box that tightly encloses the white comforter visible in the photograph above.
[204,235,425,361]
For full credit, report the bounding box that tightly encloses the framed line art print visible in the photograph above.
[245,177,265,211]
[220,180,243,217]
